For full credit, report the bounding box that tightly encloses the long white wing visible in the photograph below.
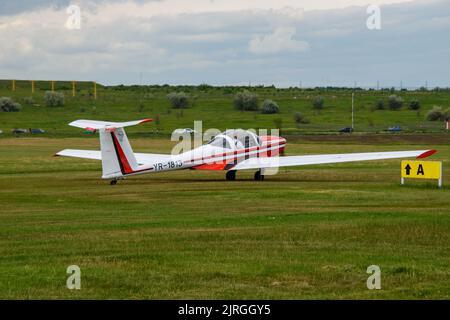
[56,149,172,165]
[233,150,436,170]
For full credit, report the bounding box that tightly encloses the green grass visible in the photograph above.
[0,137,449,299]
[1,80,449,137]
[1,81,449,298]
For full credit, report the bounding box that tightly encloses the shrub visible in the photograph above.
[234,90,259,111]
[223,87,234,95]
[0,97,22,112]
[388,95,403,110]
[374,99,385,110]
[45,91,65,107]
[198,83,212,91]
[293,112,310,127]
[167,92,189,109]
[312,96,324,112]
[23,97,34,105]
[409,99,421,110]
[261,99,279,114]
[426,106,449,121]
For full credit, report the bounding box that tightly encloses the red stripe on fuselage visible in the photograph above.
[192,163,228,170]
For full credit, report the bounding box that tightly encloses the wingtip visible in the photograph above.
[417,149,437,159]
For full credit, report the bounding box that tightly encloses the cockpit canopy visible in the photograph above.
[208,129,260,150]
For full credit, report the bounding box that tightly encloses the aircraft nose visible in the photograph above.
[271,136,286,144]
[262,135,286,143]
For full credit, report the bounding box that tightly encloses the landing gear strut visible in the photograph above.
[254,170,265,181]
[226,170,236,181]
[110,179,118,185]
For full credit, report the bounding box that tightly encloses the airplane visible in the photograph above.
[56,118,437,185]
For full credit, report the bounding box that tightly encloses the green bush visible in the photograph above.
[23,97,34,105]
[409,99,421,110]
[426,106,449,121]
[167,92,189,109]
[0,97,22,112]
[388,95,403,110]
[223,87,234,95]
[198,83,212,91]
[234,90,259,111]
[374,99,385,110]
[261,99,279,114]
[45,91,65,107]
[293,112,310,127]
[312,96,325,112]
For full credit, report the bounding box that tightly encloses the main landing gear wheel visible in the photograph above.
[110,179,118,185]
[226,170,236,181]
[254,170,265,181]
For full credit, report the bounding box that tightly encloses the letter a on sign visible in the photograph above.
[417,164,424,175]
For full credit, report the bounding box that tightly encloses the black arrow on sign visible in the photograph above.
[405,164,412,175]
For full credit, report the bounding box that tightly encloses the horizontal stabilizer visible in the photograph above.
[56,149,102,160]
[69,119,152,131]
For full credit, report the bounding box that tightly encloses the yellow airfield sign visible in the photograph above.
[401,160,443,187]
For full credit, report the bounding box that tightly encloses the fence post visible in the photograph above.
[72,81,76,97]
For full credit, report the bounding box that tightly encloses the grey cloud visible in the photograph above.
[1,0,449,87]
[0,0,156,16]
[0,1,72,15]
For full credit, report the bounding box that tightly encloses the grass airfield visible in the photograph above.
[0,136,449,299]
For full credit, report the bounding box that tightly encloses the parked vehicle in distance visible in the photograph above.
[12,129,28,135]
[388,126,402,132]
[338,127,353,134]
[30,128,45,134]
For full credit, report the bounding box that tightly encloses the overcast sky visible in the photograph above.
[0,0,449,87]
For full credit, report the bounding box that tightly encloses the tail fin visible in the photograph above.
[69,119,152,179]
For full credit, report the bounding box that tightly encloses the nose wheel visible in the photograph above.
[226,170,236,181]
[254,170,265,181]
[110,179,118,185]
